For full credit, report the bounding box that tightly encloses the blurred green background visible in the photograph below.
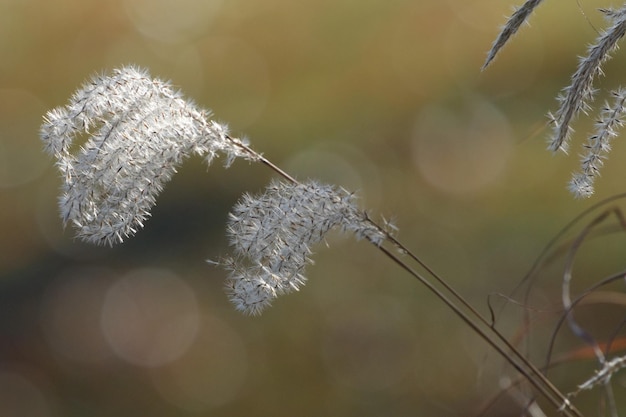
[2,0,626,416]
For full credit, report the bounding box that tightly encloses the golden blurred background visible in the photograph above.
[1,0,626,415]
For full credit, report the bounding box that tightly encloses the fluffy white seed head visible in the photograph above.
[40,65,258,245]
[223,180,388,315]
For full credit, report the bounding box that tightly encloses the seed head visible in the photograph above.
[40,65,257,245]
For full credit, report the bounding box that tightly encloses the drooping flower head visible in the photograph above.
[223,180,388,315]
[40,65,258,245]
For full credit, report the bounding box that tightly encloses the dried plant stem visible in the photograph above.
[545,208,626,416]
[40,65,585,416]
[226,135,298,184]
[384,233,581,417]
[255,151,582,417]
[375,243,580,416]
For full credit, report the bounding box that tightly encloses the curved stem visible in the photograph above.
[228,141,582,416]
[375,223,582,417]
[375,243,574,415]
[227,135,298,184]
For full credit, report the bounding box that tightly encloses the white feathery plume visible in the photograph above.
[40,65,259,245]
[223,180,388,315]
[569,88,626,198]
[549,7,626,153]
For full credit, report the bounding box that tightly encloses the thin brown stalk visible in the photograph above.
[256,156,583,416]
[375,243,581,417]
[381,230,582,417]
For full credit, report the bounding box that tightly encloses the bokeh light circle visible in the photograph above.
[0,370,52,417]
[412,94,513,195]
[101,268,200,367]
[151,315,248,411]
[195,36,271,129]
[41,268,114,364]
[322,296,418,392]
[124,0,223,44]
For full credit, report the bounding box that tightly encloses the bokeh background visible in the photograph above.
[2,0,626,416]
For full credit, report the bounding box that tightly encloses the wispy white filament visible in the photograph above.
[40,65,258,245]
[223,180,388,315]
